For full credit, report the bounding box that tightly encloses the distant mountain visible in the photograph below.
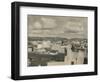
[71,38,87,40]
[28,37,68,41]
[28,37,87,41]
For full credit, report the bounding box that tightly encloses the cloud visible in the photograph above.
[29,30,42,34]
[28,15,87,38]
[33,22,42,29]
[41,17,56,29]
[28,21,42,30]
[62,21,84,34]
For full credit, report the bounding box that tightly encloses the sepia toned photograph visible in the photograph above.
[11,2,97,80]
[27,15,88,66]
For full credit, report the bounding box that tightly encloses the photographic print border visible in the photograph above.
[11,1,98,80]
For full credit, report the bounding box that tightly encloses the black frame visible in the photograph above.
[11,1,98,80]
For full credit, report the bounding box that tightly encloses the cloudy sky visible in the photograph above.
[27,15,88,39]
